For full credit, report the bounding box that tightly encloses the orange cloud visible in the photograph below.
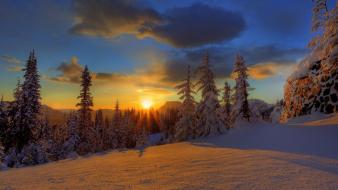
[248,62,295,80]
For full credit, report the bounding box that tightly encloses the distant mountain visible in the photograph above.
[40,105,67,125]
[159,101,182,112]
[1,102,66,125]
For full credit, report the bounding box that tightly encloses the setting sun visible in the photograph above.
[141,99,153,109]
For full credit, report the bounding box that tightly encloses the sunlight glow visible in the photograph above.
[141,99,153,109]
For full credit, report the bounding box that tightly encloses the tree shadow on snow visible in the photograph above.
[190,123,338,161]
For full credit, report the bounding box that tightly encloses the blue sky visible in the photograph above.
[0,0,330,109]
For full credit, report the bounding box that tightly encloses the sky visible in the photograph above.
[0,0,331,109]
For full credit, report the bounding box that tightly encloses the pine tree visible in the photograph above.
[232,54,251,121]
[135,126,148,148]
[4,80,23,152]
[62,112,79,158]
[0,95,8,153]
[76,65,94,153]
[94,110,104,151]
[175,65,196,141]
[19,50,42,149]
[195,52,224,136]
[219,81,232,129]
[308,0,329,49]
[112,101,125,148]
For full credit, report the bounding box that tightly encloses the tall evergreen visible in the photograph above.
[195,52,224,136]
[94,109,104,151]
[5,51,42,152]
[220,81,232,129]
[76,65,94,149]
[232,54,250,121]
[0,96,8,152]
[175,65,196,141]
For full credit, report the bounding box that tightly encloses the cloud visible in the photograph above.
[161,45,307,82]
[49,56,84,83]
[48,56,174,90]
[248,62,295,80]
[70,0,162,38]
[0,55,22,65]
[140,3,246,47]
[70,1,246,47]
[0,55,23,72]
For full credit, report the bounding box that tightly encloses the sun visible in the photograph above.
[141,99,153,109]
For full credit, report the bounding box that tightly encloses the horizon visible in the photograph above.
[0,0,335,109]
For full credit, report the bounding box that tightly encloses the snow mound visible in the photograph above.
[288,49,321,80]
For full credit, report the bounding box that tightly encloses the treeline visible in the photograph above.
[0,51,252,168]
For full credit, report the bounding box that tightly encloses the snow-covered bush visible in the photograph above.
[4,143,48,168]
[248,99,274,121]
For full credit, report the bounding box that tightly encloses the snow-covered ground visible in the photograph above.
[1,114,338,190]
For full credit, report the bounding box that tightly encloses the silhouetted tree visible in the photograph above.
[76,65,94,153]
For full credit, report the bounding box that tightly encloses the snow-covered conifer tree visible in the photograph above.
[0,96,8,155]
[20,50,42,149]
[195,53,224,136]
[62,112,80,158]
[94,110,104,151]
[4,80,23,153]
[219,81,232,129]
[76,65,94,153]
[135,126,148,148]
[113,101,126,148]
[174,65,196,141]
[232,54,251,121]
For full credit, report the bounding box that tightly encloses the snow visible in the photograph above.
[287,49,321,80]
[1,115,338,189]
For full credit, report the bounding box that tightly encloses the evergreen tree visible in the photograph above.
[112,101,125,148]
[76,65,94,153]
[195,52,224,136]
[0,96,8,153]
[19,50,42,149]
[175,65,196,141]
[94,110,104,151]
[219,81,232,129]
[160,108,179,143]
[135,126,148,148]
[4,80,23,152]
[62,112,79,158]
[232,54,251,121]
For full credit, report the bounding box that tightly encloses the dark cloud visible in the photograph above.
[70,0,162,37]
[162,45,308,82]
[141,3,246,47]
[70,1,246,47]
[49,57,83,83]
[0,55,23,72]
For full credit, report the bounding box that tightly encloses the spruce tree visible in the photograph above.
[195,52,224,136]
[19,50,42,149]
[76,65,94,152]
[94,109,104,151]
[4,80,23,152]
[0,96,8,153]
[220,81,232,129]
[232,54,250,121]
[175,65,196,141]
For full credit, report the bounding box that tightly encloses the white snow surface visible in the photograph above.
[1,114,338,190]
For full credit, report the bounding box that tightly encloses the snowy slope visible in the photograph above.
[1,116,338,190]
